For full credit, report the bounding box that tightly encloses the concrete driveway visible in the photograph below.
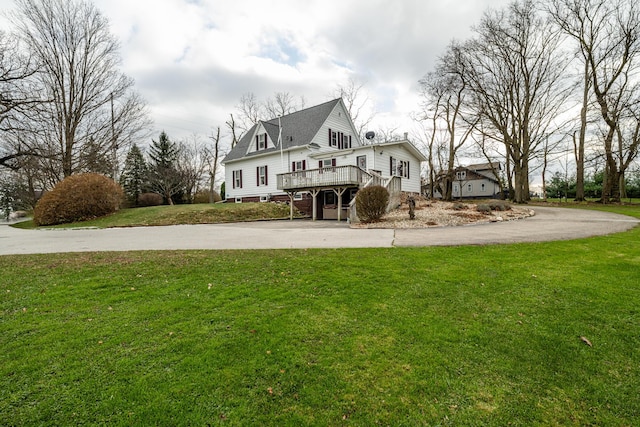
[0,206,638,255]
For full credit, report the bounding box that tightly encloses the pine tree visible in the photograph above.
[119,144,147,206]
[149,131,178,169]
[147,131,183,205]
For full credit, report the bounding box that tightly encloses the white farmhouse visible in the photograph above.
[222,98,426,220]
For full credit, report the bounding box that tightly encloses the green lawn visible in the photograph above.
[13,202,301,229]
[1,206,639,425]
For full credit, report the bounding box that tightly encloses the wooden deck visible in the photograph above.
[277,165,381,191]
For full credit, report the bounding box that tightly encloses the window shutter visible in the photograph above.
[256,167,260,186]
[331,158,336,167]
[407,162,410,179]
[349,135,352,147]
[302,160,306,170]
[255,135,259,150]
[390,157,393,175]
[265,165,268,186]
[319,160,323,169]
[291,161,295,172]
[240,170,243,188]
[232,172,235,189]
[328,128,332,145]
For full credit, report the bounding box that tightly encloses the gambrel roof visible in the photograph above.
[222,98,342,164]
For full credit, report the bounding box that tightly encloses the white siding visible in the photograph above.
[311,102,361,149]
[224,153,287,200]
[374,145,422,193]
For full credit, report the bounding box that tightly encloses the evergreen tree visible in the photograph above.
[147,131,183,205]
[149,131,178,169]
[119,144,147,206]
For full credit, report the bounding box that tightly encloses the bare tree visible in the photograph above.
[236,91,305,134]
[549,0,640,202]
[0,31,41,170]
[333,77,375,138]
[236,92,263,133]
[459,0,570,203]
[573,58,592,200]
[264,91,304,118]
[419,42,478,200]
[206,126,222,203]
[225,113,241,148]
[11,0,149,182]
[176,135,210,203]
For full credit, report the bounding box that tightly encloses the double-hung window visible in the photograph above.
[233,170,243,188]
[256,133,267,150]
[292,160,306,171]
[257,165,268,186]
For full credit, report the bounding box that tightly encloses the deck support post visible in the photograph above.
[333,187,347,221]
[287,191,296,220]
[310,189,320,221]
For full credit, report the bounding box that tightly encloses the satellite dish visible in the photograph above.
[365,131,375,140]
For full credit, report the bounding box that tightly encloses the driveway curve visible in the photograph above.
[0,206,638,255]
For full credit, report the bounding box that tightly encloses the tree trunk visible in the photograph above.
[575,60,589,201]
[601,128,620,203]
[541,153,548,201]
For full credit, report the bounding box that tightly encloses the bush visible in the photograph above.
[452,202,466,211]
[356,185,389,223]
[476,204,491,214]
[34,173,123,226]
[137,192,164,207]
[193,190,222,204]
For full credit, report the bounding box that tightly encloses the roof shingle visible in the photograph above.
[223,99,342,163]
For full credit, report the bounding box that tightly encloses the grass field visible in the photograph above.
[1,205,639,425]
[13,202,301,229]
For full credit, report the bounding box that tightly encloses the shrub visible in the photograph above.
[356,185,389,223]
[488,200,511,211]
[193,190,222,204]
[137,192,164,207]
[476,204,492,214]
[452,202,466,211]
[34,173,123,226]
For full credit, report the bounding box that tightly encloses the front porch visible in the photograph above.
[277,165,399,221]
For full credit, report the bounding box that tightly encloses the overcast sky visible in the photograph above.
[1,0,512,144]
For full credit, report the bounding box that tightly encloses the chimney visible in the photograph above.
[403,132,408,140]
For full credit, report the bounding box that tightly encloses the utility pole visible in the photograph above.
[110,93,117,179]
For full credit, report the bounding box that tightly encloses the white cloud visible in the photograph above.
[0,0,512,142]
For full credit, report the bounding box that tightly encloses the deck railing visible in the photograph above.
[277,165,379,191]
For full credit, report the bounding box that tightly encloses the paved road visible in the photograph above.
[0,206,638,255]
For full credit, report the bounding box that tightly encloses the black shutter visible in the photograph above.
[256,167,260,186]
[292,161,295,172]
[328,128,332,146]
[232,171,235,189]
[302,160,306,170]
[331,158,336,167]
[240,170,243,188]
[407,161,410,179]
[265,165,268,186]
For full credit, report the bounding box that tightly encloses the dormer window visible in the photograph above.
[256,133,267,151]
[329,130,337,147]
[327,128,352,149]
